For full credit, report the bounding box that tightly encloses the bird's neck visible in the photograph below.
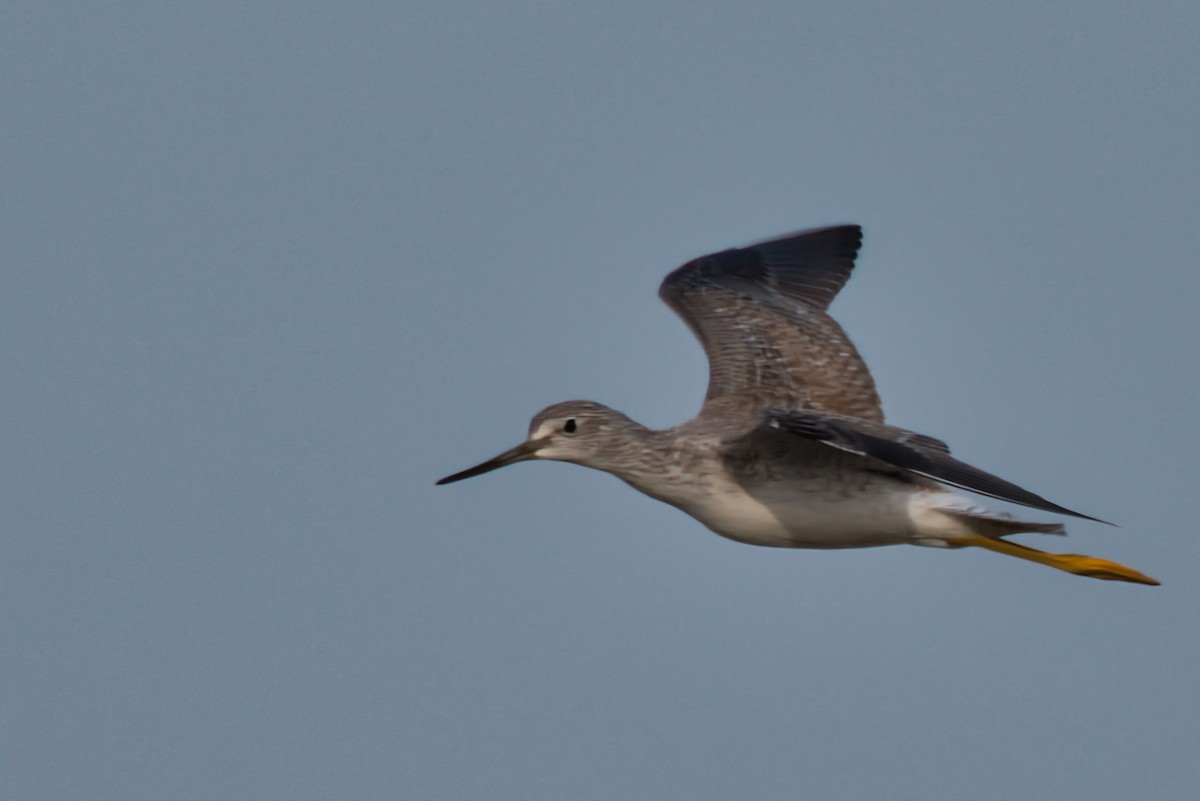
[587,426,696,502]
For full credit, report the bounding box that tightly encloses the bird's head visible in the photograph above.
[436,400,641,485]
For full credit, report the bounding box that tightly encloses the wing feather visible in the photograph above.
[660,225,883,421]
[761,409,1108,523]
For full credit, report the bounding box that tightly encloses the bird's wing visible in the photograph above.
[756,408,1107,522]
[659,225,883,421]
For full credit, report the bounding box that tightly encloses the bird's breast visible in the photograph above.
[628,462,919,549]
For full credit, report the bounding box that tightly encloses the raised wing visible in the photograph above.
[660,225,883,421]
[762,409,1108,522]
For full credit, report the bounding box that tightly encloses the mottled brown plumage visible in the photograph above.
[437,225,1157,585]
[660,225,882,422]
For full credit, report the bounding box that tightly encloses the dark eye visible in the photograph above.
[563,418,577,433]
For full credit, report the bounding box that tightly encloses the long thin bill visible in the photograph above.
[436,440,540,485]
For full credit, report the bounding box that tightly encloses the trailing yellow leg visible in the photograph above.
[953,534,1159,586]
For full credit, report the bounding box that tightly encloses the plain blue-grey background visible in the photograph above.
[5,3,1198,799]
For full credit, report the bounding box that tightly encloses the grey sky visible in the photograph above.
[4,2,1198,799]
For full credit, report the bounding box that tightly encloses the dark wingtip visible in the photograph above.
[1055,506,1116,526]
[659,223,867,313]
[750,222,861,247]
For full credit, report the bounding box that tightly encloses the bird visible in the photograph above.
[437,225,1158,585]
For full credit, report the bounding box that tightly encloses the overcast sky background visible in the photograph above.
[4,2,1199,799]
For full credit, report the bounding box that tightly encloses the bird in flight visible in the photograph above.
[437,225,1157,585]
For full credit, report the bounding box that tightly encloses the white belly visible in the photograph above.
[665,478,921,549]
[615,439,976,550]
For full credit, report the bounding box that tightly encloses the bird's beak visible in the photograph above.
[436,439,546,485]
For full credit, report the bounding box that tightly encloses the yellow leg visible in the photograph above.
[952,534,1159,586]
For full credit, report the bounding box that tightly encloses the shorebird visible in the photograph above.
[437,225,1157,585]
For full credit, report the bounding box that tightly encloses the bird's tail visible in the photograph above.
[926,501,1158,585]
[952,533,1159,586]
[912,496,1156,585]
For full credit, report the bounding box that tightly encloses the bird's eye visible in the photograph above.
[563,418,577,433]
